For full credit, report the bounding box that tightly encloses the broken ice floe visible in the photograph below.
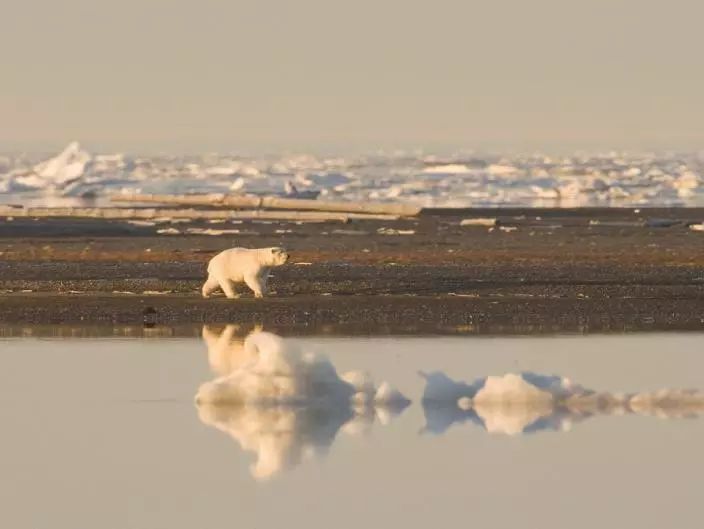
[196,330,409,407]
[195,326,409,479]
[1,143,702,208]
[420,371,704,436]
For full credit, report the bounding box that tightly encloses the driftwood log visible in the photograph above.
[0,206,400,222]
[110,193,421,217]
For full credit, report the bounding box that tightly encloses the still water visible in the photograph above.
[0,328,702,529]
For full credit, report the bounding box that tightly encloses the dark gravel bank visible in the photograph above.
[1,207,703,333]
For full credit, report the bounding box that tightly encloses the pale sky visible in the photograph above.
[1,0,702,153]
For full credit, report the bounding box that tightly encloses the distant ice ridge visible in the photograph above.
[31,141,91,188]
[4,141,91,194]
[196,326,409,480]
[0,142,701,207]
[420,371,704,436]
[1,142,135,199]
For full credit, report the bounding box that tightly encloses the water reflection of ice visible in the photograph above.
[196,326,409,480]
[421,371,704,436]
[197,403,352,480]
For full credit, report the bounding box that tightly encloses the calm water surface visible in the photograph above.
[0,329,702,529]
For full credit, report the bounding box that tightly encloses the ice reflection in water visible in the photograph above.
[196,325,409,480]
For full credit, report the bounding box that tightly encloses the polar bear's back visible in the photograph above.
[207,247,263,277]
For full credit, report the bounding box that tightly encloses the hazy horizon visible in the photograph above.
[2,0,702,153]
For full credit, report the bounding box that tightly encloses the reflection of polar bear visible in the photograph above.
[202,324,263,375]
[202,247,289,299]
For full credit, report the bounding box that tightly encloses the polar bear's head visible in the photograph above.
[260,247,289,267]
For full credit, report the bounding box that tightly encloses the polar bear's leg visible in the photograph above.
[258,272,269,296]
[244,273,264,298]
[218,278,239,299]
[202,275,220,298]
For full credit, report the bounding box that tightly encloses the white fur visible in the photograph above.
[202,247,289,299]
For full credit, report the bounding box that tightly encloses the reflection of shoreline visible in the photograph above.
[421,372,704,436]
[197,325,409,480]
[2,321,704,338]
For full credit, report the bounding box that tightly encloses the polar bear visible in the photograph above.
[202,247,289,299]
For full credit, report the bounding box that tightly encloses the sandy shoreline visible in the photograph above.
[1,207,703,332]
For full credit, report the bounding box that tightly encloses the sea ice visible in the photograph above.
[196,329,409,408]
[421,371,704,436]
[196,327,410,480]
